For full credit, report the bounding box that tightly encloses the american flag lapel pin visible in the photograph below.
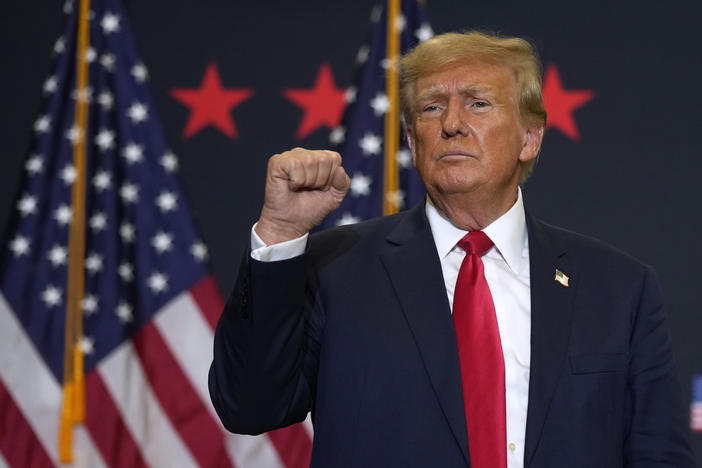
[554,269,569,287]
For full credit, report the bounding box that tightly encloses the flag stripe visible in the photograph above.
[154,290,217,413]
[132,320,235,468]
[222,434,285,468]
[0,378,54,468]
[0,293,106,467]
[267,426,313,468]
[72,427,110,468]
[190,275,224,331]
[85,371,148,468]
[0,294,60,464]
[98,340,198,468]
[302,414,314,439]
[188,278,315,468]
[156,286,287,468]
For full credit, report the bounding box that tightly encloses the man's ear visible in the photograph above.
[519,125,544,163]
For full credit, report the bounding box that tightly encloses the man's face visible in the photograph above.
[407,60,542,209]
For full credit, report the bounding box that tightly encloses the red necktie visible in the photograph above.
[452,231,507,468]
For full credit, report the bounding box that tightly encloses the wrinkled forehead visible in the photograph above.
[413,59,519,102]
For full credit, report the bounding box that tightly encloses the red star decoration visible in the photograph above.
[283,63,346,140]
[170,63,253,139]
[542,64,594,141]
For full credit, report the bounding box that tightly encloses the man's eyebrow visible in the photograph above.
[416,84,495,102]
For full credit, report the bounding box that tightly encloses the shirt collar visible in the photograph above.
[425,188,527,274]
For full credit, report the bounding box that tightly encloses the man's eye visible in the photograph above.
[422,105,440,112]
[470,101,491,112]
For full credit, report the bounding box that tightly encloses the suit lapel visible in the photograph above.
[523,216,576,467]
[379,204,470,466]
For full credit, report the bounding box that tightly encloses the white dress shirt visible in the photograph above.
[425,190,530,468]
[250,189,531,468]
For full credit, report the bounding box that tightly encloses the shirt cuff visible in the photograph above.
[250,223,308,262]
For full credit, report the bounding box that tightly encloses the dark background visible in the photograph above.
[2,0,700,460]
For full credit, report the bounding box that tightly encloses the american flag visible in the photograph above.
[319,0,432,229]
[0,0,312,467]
[691,375,702,432]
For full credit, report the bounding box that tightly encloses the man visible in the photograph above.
[209,31,694,467]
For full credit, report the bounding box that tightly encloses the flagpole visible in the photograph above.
[59,0,90,461]
[383,0,401,215]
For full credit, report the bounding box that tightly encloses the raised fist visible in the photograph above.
[255,148,350,245]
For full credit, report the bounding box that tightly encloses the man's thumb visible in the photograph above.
[330,166,350,196]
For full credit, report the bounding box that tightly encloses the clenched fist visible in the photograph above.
[255,148,351,245]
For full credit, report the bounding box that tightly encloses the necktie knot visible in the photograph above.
[457,231,493,257]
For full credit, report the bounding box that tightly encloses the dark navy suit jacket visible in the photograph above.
[209,203,694,467]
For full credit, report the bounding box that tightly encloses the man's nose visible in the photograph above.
[441,98,469,137]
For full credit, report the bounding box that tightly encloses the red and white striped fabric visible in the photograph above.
[0,276,313,468]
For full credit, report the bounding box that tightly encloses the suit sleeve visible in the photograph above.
[625,266,695,467]
[208,249,321,435]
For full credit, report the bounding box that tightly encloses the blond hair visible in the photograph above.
[399,31,546,182]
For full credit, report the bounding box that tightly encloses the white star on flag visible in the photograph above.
[53,37,65,54]
[34,115,51,134]
[359,132,382,155]
[396,149,413,168]
[25,155,44,175]
[345,86,358,104]
[115,301,133,323]
[370,93,390,116]
[17,195,37,216]
[156,191,177,213]
[85,47,97,63]
[47,245,67,266]
[81,295,99,315]
[329,126,346,145]
[131,63,148,82]
[190,242,208,261]
[93,170,112,191]
[89,212,108,232]
[122,142,144,164]
[370,4,382,22]
[395,13,406,32]
[71,86,93,104]
[118,262,134,282]
[160,151,179,172]
[54,205,72,226]
[43,75,58,94]
[356,46,370,64]
[380,55,398,71]
[350,173,372,197]
[9,236,30,257]
[119,222,135,243]
[119,183,139,204]
[151,231,173,254]
[60,164,77,185]
[101,12,120,34]
[336,213,361,226]
[65,124,83,144]
[79,336,95,355]
[415,23,434,42]
[126,101,148,123]
[148,271,168,293]
[41,285,62,307]
[95,129,115,151]
[386,189,406,209]
[85,252,104,275]
[97,90,114,110]
[100,53,116,72]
